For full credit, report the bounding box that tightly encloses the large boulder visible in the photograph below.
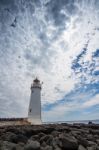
[1,132,27,144]
[46,135,53,145]
[89,129,99,135]
[59,134,78,150]
[42,145,53,150]
[38,132,45,138]
[51,131,60,137]
[24,140,40,150]
[87,141,97,147]
[54,147,62,150]
[71,130,81,136]
[96,139,99,145]
[30,135,40,141]
[12,134,28,144]
[78,137,89,148]
[52,137,62,148]
[24,128,35,138]
[86,134,94,141]
[15,143,24,150]
[87,145,99,150]
[78,145,87,150]
[41,141,47,147]
[5,127,21,134]
[0,141,16,150]
[1,132,16,142]
[40,135,53,144]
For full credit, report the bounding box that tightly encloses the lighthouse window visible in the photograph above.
[30,109,32,112]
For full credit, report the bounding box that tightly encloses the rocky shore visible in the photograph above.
[0,123,99,150]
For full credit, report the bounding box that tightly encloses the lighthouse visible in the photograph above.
[28,78,42,124]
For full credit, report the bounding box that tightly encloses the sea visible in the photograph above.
[43,119,99,124]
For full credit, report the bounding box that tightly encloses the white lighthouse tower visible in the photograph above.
[28,78,42,124]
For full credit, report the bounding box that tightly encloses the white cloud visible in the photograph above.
[42,93,99,122]
[83,95,99,107]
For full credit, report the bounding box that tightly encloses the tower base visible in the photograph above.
[28,118,42,125]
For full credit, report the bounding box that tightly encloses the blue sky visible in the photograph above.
[0,0,99,122]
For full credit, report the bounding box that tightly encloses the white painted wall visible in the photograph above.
[28,82,42,124]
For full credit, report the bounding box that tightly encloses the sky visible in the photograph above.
[0,0,99,122]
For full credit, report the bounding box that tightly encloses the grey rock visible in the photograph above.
[40,135,53,144]
[86,134,93,141]
[15,144,24,150]
[87,144,99,150]
[52,137,62,148]
[40,135,49,143]
[71,130,81,136]
[24,140,40,150]
[0,141,16,150]
[38,132,45,138]
[1,132,16,142]
[78,137,89,148]
[87,141,97,147]
[78,145,87,150]
[43,145,53,150]
[59,134,78,150]
[54,147,62,150]
[81,129,89,134]
[90,130,99,135]
[13,134,28,143]
[96,147,99,150]
[94,135,99,139]
[1,132,27,144]
[96,139,99,145]
[0,140,3,148]
[87,146,95,150]
[46,135,53,145]
[51,131,60,137]
[41,141,47,147]
[53,144,62,150]
[30,135,40,141]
